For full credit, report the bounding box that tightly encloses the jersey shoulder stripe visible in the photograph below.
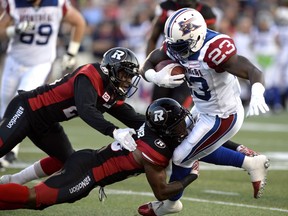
[76,64,104,97]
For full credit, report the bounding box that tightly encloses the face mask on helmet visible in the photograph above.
[164,8,207,62]
[146,98,193,143]
[101,47,141,98]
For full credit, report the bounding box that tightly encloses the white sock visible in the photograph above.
[241,156,252,171]
[10,160,47,184]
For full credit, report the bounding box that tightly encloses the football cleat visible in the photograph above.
[138,200,183,216]
[0,151,17,170]
[138,202,157,216]
[237,145,258,157]
[246,155,270,198]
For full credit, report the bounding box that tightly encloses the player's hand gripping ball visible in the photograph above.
[155,59,186,75]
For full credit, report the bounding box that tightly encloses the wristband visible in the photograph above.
[67,41,80,56]
[6,26,16,38]
[144,69,156,82]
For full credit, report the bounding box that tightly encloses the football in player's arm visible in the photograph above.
[138,8,270,216]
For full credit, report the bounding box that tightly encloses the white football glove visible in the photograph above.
[113,128,137,152]
[61,53,76,71]
[15,21,35,34]
[145,64,185,88]
[6,21,35,38]
[246,82,270,117]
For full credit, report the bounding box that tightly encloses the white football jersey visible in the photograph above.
[5,0,71,65]
[166,30,243,118]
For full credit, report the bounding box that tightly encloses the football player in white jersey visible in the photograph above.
[0,0,86,168]
[138,8,270,216]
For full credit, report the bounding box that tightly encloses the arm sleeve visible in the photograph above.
[106,102,145,130]
[74,75,118,137]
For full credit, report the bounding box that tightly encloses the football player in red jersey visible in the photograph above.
[0,98,200,210]
[0,47,145,184]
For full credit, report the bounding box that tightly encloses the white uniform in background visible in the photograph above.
[0,0,72,167]
[1,0,71,117]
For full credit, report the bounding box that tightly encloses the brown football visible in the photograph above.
[155,59,186,75]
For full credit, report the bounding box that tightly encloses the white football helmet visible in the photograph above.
[164,8,207,61]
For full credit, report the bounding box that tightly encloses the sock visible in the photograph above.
[241,156,252,171]
[10,157,63,185]
[169,163,191,201]
[10,161,42,185]
[39,156,63,176]
[222,140,239,151]
[0,183,29,209]
[201,146,245,168]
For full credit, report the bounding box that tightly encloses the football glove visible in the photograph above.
[246,82,270,117]
[15,21,35,34]
[145,64,185,88]
[113,128,137,151]
[61,53,76,71]
[6,21,35,38]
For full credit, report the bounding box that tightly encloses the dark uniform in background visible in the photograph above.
[0,62,144,166]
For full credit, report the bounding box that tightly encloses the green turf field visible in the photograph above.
[1,112,288,216]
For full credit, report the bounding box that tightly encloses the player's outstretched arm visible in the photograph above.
[222,54,269,116]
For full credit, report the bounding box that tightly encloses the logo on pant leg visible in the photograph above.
[6,106,24,129]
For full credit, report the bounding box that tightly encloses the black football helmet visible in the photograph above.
[146,98,193,143]
[101,47,141,98]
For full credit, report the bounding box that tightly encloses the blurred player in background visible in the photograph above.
[0,0,86,168]
[139,8,270,215]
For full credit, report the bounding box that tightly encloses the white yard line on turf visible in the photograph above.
[105,189,288,213]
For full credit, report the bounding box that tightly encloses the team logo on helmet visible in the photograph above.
[109,49,127,62]
[152,109,165,123]
[178,18,201,36]
[154,139,166,149]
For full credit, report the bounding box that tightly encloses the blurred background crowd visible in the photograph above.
[1,0,288,114]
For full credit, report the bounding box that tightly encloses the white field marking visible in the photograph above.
[241,122,288,132]
[203,190,239,196]
[105,189,288,213]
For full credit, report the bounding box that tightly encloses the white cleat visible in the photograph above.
[138,200,183,216]
[245,155,270,199]
[0,174,11,184]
